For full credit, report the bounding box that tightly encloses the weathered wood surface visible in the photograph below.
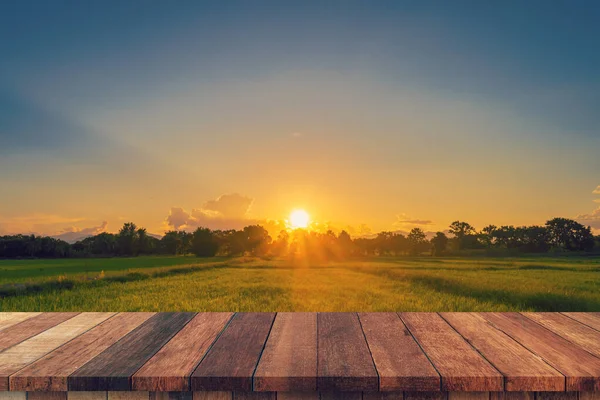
[1,312,600,393]
[191,313,276,391]
[317,313,378,392]
[254,313,317,392]
[400,313,503,391]
[441,313,564,391]
[69,313,196,391]
[482,313,600,391]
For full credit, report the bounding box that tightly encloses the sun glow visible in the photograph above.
[289,209,310,229]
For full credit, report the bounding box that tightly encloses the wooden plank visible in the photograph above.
[447,394,488,400]
[404,392,446,400]
[523,312,600,357]
[363,392,403,400]
[276,393,320,400]
[580,393,600,400]
[482,312,600,391]
[107,393,148,400]
[535,393,578,400]
[317,313,378,392]
[0,313,41,332]
[254,312,317,392]
[0,313,113,390]
[320,393,362,400]
[192,393,231,400]
[0,313,79,352]
[67,393,107,400]
[489,393,534,400]
[562,313,600,331]
[0,393,26,400]
[28,393,67,400]
[133,312,233,391]
[359,312,440,391]
[11,313,154,391]
[399,313,503,391]
[149,393,192,400]
[232,393,275,400]
[69,313,196,391]
[191,313,276,391]
[441,313,564,391]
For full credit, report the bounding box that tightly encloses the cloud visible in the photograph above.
[576,207,600,231]
[394,213,433,226]
[0,213,85,235]
[53,221,109,243]
[165,193,254,232]
[201,193,253,219]
[593,186,600,195]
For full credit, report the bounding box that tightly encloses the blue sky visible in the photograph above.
[1,0,599,235]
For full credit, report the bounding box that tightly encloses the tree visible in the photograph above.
[243,225,272,255]
[191,227,219,257]
[430,232,448,256]
[137,228,149,255]
[480,225,497,247]
[117,222,138,256]
[449,221,476,250]
[545,218,595,251]
[407,228,428,255]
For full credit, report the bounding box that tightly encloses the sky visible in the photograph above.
[1,0,599,237]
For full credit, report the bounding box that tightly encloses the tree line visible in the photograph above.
[0,218,598,259]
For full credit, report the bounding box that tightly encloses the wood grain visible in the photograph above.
[399,313,503,392]
[69,313,196,391]
[11,313,154,391]
[231,393,275,400]
[192,393,231,400]
[28,393,68,400]
[561,313,600,332]
[580,393,600,400]
[149,393,192,400]
[0,393,26,400]
[0,313,79,352]
[319,393,362,400]
[276,393,320,400]
[133,312,233,391]
[482,312,600,391]
[359,312,440,391]
[191,313,275,391]
[67,393,107,400]
[535,393,578,400]
[254,312,317,392]
[441,313,564,391]
[107,393,149,400]
[317,313,378,392]
[0,313,113,391]
[447,393,488,400]
[363,392,403,400]
[523,312,600,357]
[404,392,447,400]
[0,313,41,332]
[489,393,534,400]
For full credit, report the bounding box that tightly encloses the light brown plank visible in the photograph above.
[254,312,317,392]
[523,312,600,357]
[107,393,149,400]
[562,313,600,331]
[133,312,233,391]
[0,393,26,400]
[0,313,79,352]
[0,313,41,332]
[359,312,440,391]
[399,313,503,391]
[441,313,564,391]
[28,393,67,400]
[10,312,154,391]
[483,312,600,391]
[0,313,113,390]
[317,313,378,391]
[67,393,107,400]
[192,393,231,400]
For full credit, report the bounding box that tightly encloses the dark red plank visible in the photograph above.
[68,312,196,391]
[133,312,234,391]
[399,313,503,391]
[359,312,439,391]
[317,312,378,392]
[483,312,600,391]
[191,313,276,391]
[441,313,564,391]
[254,312,317,391]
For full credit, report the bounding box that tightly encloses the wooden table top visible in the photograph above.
[0,312,599,393]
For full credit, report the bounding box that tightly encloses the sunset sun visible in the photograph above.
[289,209,310,229]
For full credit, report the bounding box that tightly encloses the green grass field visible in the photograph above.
[1,256,599,312]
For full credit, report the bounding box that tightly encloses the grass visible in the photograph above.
[0,256,599,312]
